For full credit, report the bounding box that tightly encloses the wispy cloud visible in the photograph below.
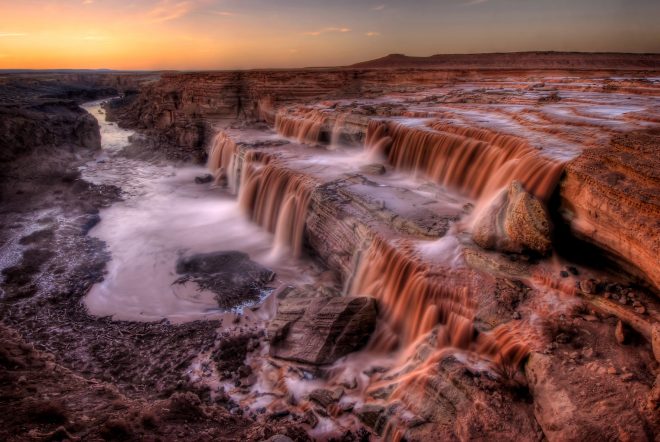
[213,10,235,16]
[147,0,194,23]
[0,33,27,37]
[303,27,351,36]
[372,4,386,11]
[365,32,381,37]
[82,0,94,5]
[465,0,488,5]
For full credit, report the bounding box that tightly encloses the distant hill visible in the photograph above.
[349,52,660,70]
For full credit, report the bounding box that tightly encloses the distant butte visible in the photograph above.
[349,51,660,69]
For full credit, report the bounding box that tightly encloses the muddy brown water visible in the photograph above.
[81,100,322,323]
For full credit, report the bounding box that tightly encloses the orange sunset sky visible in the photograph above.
[1,0,659,70]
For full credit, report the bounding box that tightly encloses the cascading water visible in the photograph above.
[349,237,531,370]
[330,113,348,148]
[365,120,564,201]
[349,118,561,373]
[207,131,241,192]
[238,151,314,258]
[275,108,327,144]
[257,96,276,124]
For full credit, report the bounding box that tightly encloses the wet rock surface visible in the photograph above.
[268,286,377,364]
[175,251,275,310]
[526,352,654,441]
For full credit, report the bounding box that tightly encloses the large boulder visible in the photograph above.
[175,251,274,310]
[472,181,552,255]
[268,285,377,365]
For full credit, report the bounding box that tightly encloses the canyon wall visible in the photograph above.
[0,101,100,163]
[0,72,154,198]
[560,130,660,289]
[107,67,654,155]
[0,71,157,163]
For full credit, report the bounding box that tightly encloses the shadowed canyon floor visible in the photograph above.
[1,57,660,441]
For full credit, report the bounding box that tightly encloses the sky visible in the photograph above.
[0,0,658,70]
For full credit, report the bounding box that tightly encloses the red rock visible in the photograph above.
[267,286,377,365]
[472,181,552,255]
[560,131,660,291]
[652,324,660,363]
[615,320,626,344]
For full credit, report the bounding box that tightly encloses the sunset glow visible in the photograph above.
[1,1,659,69]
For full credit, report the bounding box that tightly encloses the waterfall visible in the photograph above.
[238,151,314,257]
[275,109,328,144]
[365,120,564,201]
[207,132,240,192]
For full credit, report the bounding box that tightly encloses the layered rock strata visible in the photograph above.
[267,285,377,365]
[560,130,660,290]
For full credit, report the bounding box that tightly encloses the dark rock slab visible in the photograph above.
[355,403,387,434]
[268,285,377,365]
[175,251,274,310]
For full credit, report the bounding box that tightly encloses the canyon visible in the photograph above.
[1,53,659,441]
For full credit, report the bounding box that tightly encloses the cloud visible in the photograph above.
[365,32,381,37]
[0,33,27,37]
[82,35,107,40]
[82,0,94,5]
[465,0,488,4]
[372,4,385,11]
[303,27,351,36]
[213,11,234,16]
[147,0,194,23]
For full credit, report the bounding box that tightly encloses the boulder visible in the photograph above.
[473,181,552,255]
[194,174,213,184]
[268,286,377,365]
[355,403,386,434]
[359,163,387,175]
[308,388,343,408]
[175,251,274,309]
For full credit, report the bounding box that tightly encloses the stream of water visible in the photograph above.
[80,100,319,323]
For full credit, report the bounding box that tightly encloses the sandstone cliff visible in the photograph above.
[560,129,660,290]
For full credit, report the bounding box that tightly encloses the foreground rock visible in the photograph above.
[175,251,275,309]
[268,286,377,364]
[473,180,552,255]
[525,352,654,441]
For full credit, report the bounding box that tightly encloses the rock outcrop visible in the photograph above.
[525,352,652,441]
[560,130,660,291]
[268,285,377,365]
[472,181,552,255]
[0,100,101,162]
